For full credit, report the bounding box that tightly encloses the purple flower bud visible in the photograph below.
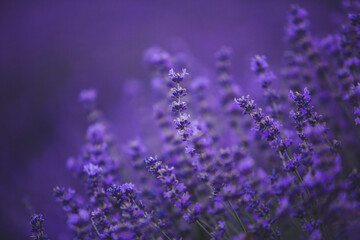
[78,88,97,103]
[251,55,269,74]
[168,68,188,83]
[83,163,102,176]
[30,214,49,240]
[86,123,106,144]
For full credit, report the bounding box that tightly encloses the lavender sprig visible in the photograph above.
[30,214,49,240]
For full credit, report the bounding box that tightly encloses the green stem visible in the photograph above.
[151,223,172,240]
[227,201,246,232]
[91,218,101,236]
[196,220,214,238]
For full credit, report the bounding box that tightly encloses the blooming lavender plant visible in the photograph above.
[30,214,49,240]
[27,3,360,240]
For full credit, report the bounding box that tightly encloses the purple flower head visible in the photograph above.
[168,68,194,143]
[174,192,191,209]
[143,46,172,70]
[344,56,360,70]
[107,183,137,204]
[78,88,98,112]
[53,187,80,214]
[215,46,233,61]
[289,87,321,136]
[238,156,254,176]
[251,55,269,74]
[144,156,162,178]
[286,5,310,42]
[320,34,341,55]
[284,158,300,172]
[348,13,360,26]
[90,208,111,238]
[171,86,187,99]
[355,107,360,125]
[30,214,49,240]
[78,88,97,104]
[86,122,106,144]
[261,71,276,88]
[211,221,226,240]
[67,208,90,226]
[125,138,146,158]
[168,68,188,83]
[191,76,209,92]
[170,100,187,113]
[234,95,256,114]
[183,202,202,224]
[83,163,102,177]
[290,5,308,19]
[174,113,191,131]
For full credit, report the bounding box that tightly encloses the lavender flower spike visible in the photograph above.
[169,68,193,141]
[30,214,49,240]
[168,68,188,83]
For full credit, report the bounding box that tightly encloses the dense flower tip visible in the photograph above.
[168,68,188,83]
[191,76,209,91]
[125,138,146,156]
[344,56,360,69]
[144,156,162,177]
[348,13,360,26]
[144,46,172,70]
[286,5,310,42]
[288,87,321,130]
[320,34,342,55]
[285,158,300,172]
[107,183,137,203]
[30,213,44,230]
[86,122,106,143]
[211,220,226,240]
[78,88,97,103]
[53,186,75,203]
[288,88,311,102]
[234,95,256,114]
[251,55,269,74]
[83,163,102,176]
[170,100,187,113]
[289,5,308,19]
[183,202,202,224]
[171,86,187,99]
[355,107,360,125]
[30,213,49,240]
[174,113,193,141]
[215,46,233,60]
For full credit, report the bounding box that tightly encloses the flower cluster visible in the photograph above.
[169,68,194,141]
[30,214,49,240]
[251,55,282,118]
[144,156,201,224]
[29,3,360,240]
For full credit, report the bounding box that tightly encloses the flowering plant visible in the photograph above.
[29,3,360,240]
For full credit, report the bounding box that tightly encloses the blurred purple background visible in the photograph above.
[0,0,342,238]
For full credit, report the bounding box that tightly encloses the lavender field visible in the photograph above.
[1,0,360,239]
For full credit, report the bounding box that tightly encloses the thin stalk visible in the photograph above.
[90,218,101,236]
[196,220,214,238]
[227,201,246,232]
[151,223,172,240]
[220,202,241,234]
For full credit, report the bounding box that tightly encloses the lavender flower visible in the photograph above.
[144,156,201,223]
[27,4,360,240]
[169,69,194,142]
[30,214,49,240]
[251,55,282,119]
